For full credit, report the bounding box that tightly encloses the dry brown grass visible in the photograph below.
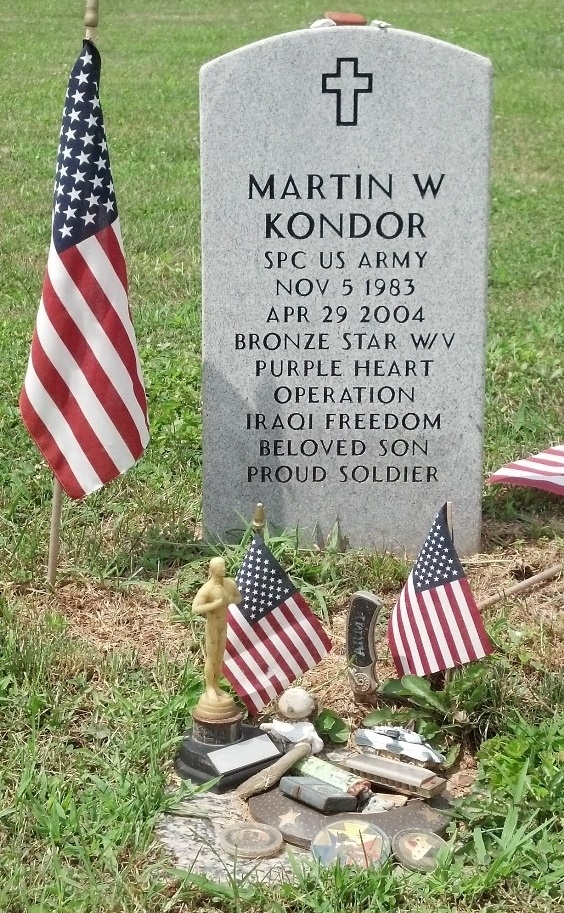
[9,580,189,666]
[6,529,562,726]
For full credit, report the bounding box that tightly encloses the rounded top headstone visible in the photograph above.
[324,11,368,25]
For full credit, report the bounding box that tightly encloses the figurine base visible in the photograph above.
[175,720,281,793]
[192,710,243,744]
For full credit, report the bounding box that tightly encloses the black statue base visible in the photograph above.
[175,712,281,793]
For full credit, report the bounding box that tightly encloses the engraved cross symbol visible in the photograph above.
[322,57,373,126]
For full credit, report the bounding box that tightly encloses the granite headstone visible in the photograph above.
[201,24,491,554]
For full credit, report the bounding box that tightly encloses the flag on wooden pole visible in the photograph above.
[223,536,332,715]
[388,504,493,677]
[489,445,564,496]
[20,40,149,499]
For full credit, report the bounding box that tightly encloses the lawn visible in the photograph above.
[0,1,563,910]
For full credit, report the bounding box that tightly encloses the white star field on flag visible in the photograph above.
[52,46,117,252]
[412,514,463,591]
[236,537,294,621]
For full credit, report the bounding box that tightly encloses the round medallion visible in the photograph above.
[350,671,371,691]
[392,828,448,872]
[219,823,283,859]
[312,820,391,868]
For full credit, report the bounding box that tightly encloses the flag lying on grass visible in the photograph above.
[388,503,493,677]
[488,445,564,496]
[20,41,149,499]
[223,536,332,715]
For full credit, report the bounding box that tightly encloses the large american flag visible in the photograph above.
[388,504,493,676]
[489,445,564,496]
[223,536,332,715]
[19,41,149,499]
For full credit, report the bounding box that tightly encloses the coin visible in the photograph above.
[392,828,448,872]
[312,820,391,868]
[219,823,283,859]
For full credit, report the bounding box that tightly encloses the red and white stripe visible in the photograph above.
[20,221,149,499]
[489,445,564,496]
[224,592,332,715]
[388,574,492,677]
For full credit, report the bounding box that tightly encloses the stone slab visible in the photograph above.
[200,25,491,555]
[157,786,450,880]
[157,791,309,883]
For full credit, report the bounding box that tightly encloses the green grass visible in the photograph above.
[2,590,563,913]
[0,599,202,912]
[1,0,563,910]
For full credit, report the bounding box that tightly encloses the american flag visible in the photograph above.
[388,504,493,677]
[223,537,332,715]
[489,445,564,496]
[19,41,149,499]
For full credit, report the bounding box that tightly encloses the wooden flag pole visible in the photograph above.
[46,0,100,587]
[85,0,99,40]
[443,502,454,685]
[47,478,64,586]
[479,563,562,609]
[445,501,453,541]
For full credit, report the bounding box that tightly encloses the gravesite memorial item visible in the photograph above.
[235,740,313,801]
[387,503,493,676]
[311,819,391,868]
[18,27,149,585]
[175,558,280,791]
[489,444,564,496]
[279,775,358,813]
[346,590,381,698]
[248,789,449,849]
[248,789,330,848]
[340,754,447,798]
[293,755,372,798]
[200,24,492,554]
[222,535,332,714]
[219,823,284,859]
[392,828,448,872]
[356,727,446,768]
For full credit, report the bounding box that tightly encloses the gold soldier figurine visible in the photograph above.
[192,557,242,721]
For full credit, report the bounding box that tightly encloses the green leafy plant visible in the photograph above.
[364,668,488,760]
[314,709,350,744]
[364,648,545,761]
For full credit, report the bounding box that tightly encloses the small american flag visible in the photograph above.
[20,41,149,499]
[489,445,564,496]
[223,536,332,715]
[388,504,493,677]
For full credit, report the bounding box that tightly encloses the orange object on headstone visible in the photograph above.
[325,11,368,25]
